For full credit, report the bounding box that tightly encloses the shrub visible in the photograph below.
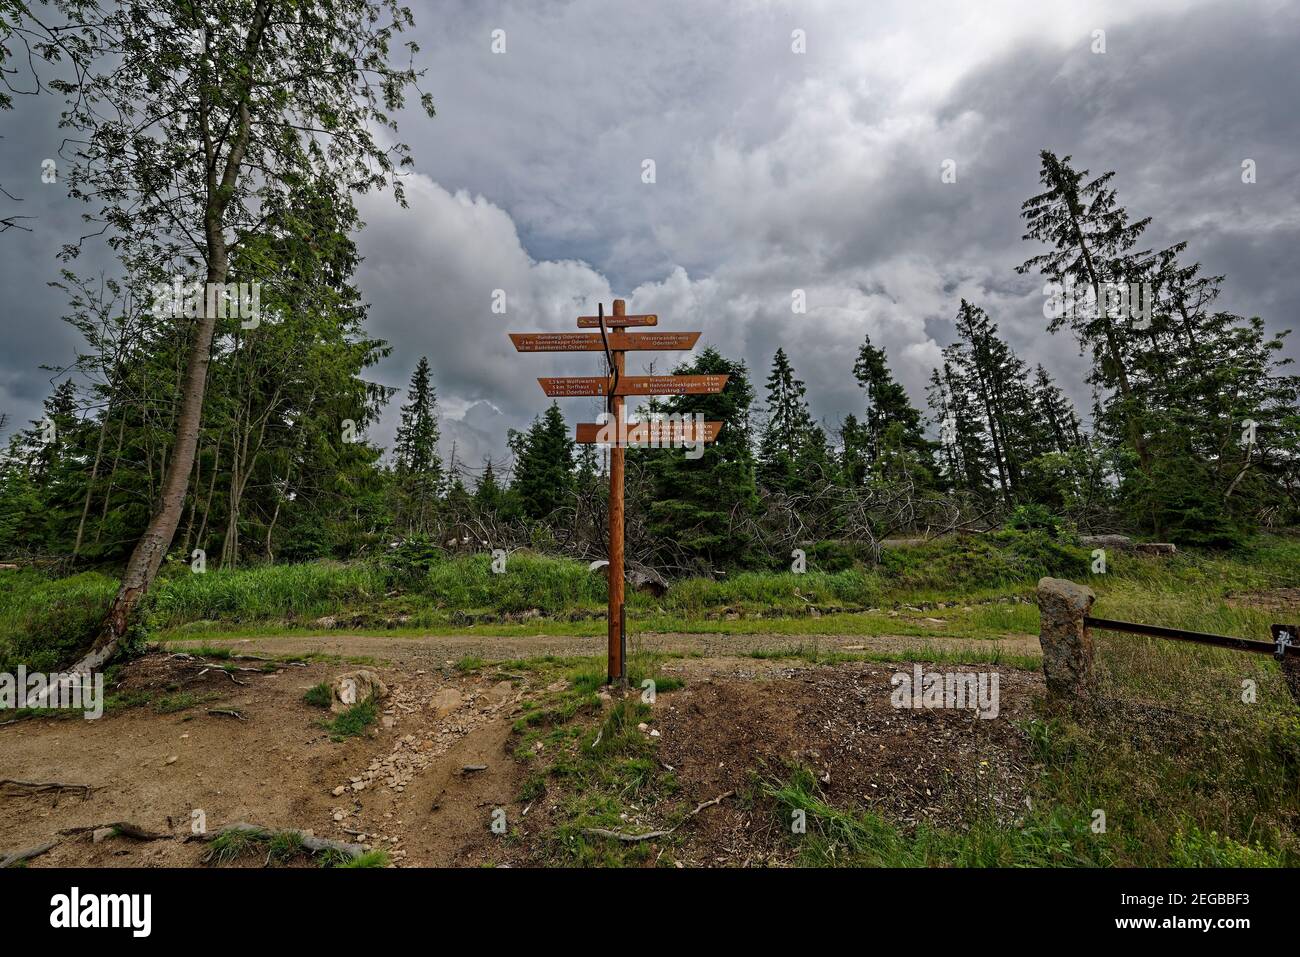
[0,571,117,671]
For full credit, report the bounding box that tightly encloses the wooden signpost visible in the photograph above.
[573,420,724,444]
[510,300,725,685]
[538,374,729,397]
[508,331,700,352]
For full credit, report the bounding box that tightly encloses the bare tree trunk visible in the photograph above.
[100,281,223,647]
[195,432,223,554]
[179,439,204,557]
[96,140,251,654]
[73,410,110,557]
[96,415,126,541]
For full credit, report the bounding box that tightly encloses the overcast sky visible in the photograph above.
[2,0,1298,477]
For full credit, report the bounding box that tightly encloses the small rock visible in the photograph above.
[484,680,515,706]
[330,670,388,714]
[429,687,463,717]
[331,785,346,797]
[92,827,115,844]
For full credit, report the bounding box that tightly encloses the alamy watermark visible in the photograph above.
[593,410,709,460]
[890,664,1000,719]
[150,275,264,329]
[1043,278,1152,329]
[1,666,103,719]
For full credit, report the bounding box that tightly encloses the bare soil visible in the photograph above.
[0,631,1043,867]
[654,663,1039,866]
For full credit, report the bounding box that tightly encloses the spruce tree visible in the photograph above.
[1018,151,1154,483]
[473,458,506,517]
[852,335,936,484]
[511,403,575,520]
[757,348,815,494]
[644,347,759,568]
[393,356,443,535]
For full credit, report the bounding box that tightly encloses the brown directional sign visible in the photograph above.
[538,374,729,397]
[509,331,700,352]
[510,297,710,687]
[575,420,724,445]
[576,313,657,328]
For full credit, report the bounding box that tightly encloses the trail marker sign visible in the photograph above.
[509,300,722,684]
[538,374,729,398]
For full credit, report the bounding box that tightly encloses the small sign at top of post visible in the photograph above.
[576,313,657,328]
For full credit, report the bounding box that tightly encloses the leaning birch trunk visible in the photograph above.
[54,216,238,690]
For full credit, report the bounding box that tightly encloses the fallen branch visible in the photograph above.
[206,709,245,720]
[583,826,674,842]
[195,822,366,860]
[0,778,97,798]
[0,842,56,868]
[686,790,734,817]
[195,667,246,685]
[59,822,172,841]
[582,790,735,843]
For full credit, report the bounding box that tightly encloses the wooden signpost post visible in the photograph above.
[510,299,725,685]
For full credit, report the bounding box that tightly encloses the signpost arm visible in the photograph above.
[608,299,626,686]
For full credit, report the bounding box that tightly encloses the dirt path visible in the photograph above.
[0,630,1043,868]
[0,652,537,868]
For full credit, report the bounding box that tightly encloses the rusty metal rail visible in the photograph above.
[1085,617,1299,659]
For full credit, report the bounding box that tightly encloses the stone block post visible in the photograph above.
[1036,578,1097,698]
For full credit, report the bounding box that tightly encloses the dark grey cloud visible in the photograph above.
[2,0,1296,470]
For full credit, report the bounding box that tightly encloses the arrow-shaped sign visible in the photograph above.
[575,420,724,445]
[539,374,729,397]
[509,332,701,353]
[576,313,658,328]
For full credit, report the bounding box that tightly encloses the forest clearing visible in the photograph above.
[3,536,1297,869]
[2,0,1297,938]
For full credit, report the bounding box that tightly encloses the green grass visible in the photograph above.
[191,537,1298,644]
[202,826,387,867]
[302,682,333,709]
[486,651,692,865]
[153,691,214,714]
[755,655,1300,869]
[334,848,391,868]
[324,697,378,741]
[744,641,1040,670]
[149,561,388,625]
[204,827,268,866]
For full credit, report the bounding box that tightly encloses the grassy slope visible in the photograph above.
[3,534,1297,668]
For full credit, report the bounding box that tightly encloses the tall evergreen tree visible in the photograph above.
[757,348,816,493]
[837,412,869,487]
[1018,151,1154,489]
[392,356,443,535]
[473,458,506,517]
[643,347,760,569]
[852,335,936,484]
[1020,151,1300,540]
[510,403,575,520]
